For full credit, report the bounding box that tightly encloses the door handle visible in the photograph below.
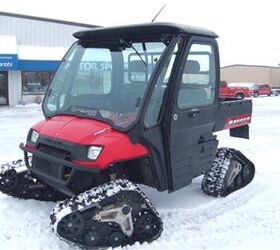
[188,108,200,117]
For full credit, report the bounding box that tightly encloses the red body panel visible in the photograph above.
[219,81,251,98]
[31,115,149,169]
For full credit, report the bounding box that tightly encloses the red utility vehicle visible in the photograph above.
[219,80,250,99]
[0,23,255,249]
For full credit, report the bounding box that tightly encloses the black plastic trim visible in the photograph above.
[74,23,218,40]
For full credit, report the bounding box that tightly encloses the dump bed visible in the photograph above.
[214,98,252,133]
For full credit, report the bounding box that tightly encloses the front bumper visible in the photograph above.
[19,143,100,173]
[19,143,101,196]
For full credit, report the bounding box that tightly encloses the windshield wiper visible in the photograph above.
[120,38,147,67]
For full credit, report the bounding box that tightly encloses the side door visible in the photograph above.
[167,38,219,191]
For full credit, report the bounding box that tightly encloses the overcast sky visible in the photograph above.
[1,0,279,67]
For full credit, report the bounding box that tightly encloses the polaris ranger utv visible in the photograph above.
[0,23,255,248]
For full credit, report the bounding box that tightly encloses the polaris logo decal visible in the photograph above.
[224,114,252,129]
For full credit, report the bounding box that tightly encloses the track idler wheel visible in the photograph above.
[57,212,85,240]
[134,209,161,242]
[84,231,101,247]
[108,231,125,247]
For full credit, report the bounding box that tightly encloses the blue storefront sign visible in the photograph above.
[19,60,60,71]
[0,54,60,71]
[0,54,18,70]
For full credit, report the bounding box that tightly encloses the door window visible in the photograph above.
[177,43,216,109]
[143,41,180,127]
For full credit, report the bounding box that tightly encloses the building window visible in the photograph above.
[22,71,54,95]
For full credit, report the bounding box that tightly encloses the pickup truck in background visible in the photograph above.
[229,82,273,97]
[219,80,251,99]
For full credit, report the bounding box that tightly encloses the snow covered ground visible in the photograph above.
[0,97,280,250]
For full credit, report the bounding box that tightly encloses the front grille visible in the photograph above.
[39,145,70,159]
[32,145,71,180]
[33,157,62,178]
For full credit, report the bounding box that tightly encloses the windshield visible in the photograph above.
[43,39,168,130]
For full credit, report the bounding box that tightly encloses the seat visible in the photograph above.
[178,60,207,108]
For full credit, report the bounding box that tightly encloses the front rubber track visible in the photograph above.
[52,180,163,249]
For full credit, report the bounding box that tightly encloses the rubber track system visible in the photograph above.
[201,148,255,197]
[51,179,163,248]
[0,158,67,201]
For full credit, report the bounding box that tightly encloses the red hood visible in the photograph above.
[30,115,149,168]
[32,115,112,145]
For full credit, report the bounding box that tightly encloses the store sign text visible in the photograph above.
[0,54,18,70]
[80,62,112,71]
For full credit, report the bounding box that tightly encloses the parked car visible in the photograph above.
[219,80,251,99]
[229,83,272,97]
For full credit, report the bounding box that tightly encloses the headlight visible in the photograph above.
[30,130,39,144]
[87,146,103,160]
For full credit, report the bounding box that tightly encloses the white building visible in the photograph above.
[0,11,97,106]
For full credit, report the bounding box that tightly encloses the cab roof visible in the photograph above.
[73,22,218,41]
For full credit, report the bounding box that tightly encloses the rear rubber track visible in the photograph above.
[51,179,163,248]
[201,147,255,197]
[0,158,67,201]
